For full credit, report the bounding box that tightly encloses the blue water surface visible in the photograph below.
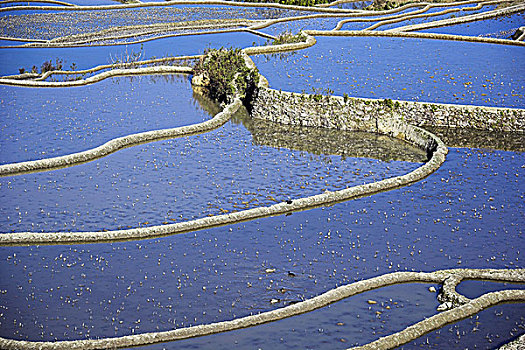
[0,147,523,347]
[0,76,212,163]
[1,5,524,349]
[0,113,423,232]
[251,36,525,107]
[419,11,525,38]
[0,31,267,76]
[376,4,497,31]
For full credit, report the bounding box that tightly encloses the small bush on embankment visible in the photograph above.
[193,48,258,104]
[232,0,332,6]
[365,0,417,11]
[271,31,307,45]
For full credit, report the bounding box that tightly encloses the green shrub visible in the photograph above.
[271,31,307,45]
[193,48,258,104]
[310,87,324,102]
[41,58,63,73]
[383,98,394,109]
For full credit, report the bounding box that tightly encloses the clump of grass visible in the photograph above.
[109,46,144,69]
[309,87,333,102]
[148,55,197,68]
[19,58,63,75]
[383,98,394,109]
[18,58,86,81]
[193,47,258,104]
[41,58,63,73]
[271,31,307,45]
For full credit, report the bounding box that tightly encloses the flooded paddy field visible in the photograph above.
[370,4,498,31]
[456,280,525,299]
[0,145,523,346]
[0,31,267,75]
[0,0,524,349]
[263,17,349,34]
[260,6,440,34]
[0,5,314,42]
[419,11,525,38]
[252,36,525,107]
[0,6,300,40]
[0,0,117,6]
[0,76,209,163]
[0,103,425,232]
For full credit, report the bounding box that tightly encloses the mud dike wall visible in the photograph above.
[251,86,525,133]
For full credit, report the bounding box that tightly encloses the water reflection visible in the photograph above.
[425,126,525,152]
[232,108,428,162]
[192,86,224,117]
[193,84,428,163]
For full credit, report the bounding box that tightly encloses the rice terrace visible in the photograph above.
[0,0,524,348]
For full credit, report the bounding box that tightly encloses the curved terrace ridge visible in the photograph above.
[45,19,266,45]
[2,55,202,81]
[0,268,522,349]
[1,2,524,349]
[1,34,524,244]
[0,0,367,13]
[0,0,505,15]
[332,0,515,31]
[0,65,192,87]
[14,28,271,49]
[363,2,500,31]
[0,70,238,176]
[2,0,523,49]
[390,2,525,32]
[0,125,446,244]
[303,29,525,46]
[0,43,451,245]
[0,0,75,5]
